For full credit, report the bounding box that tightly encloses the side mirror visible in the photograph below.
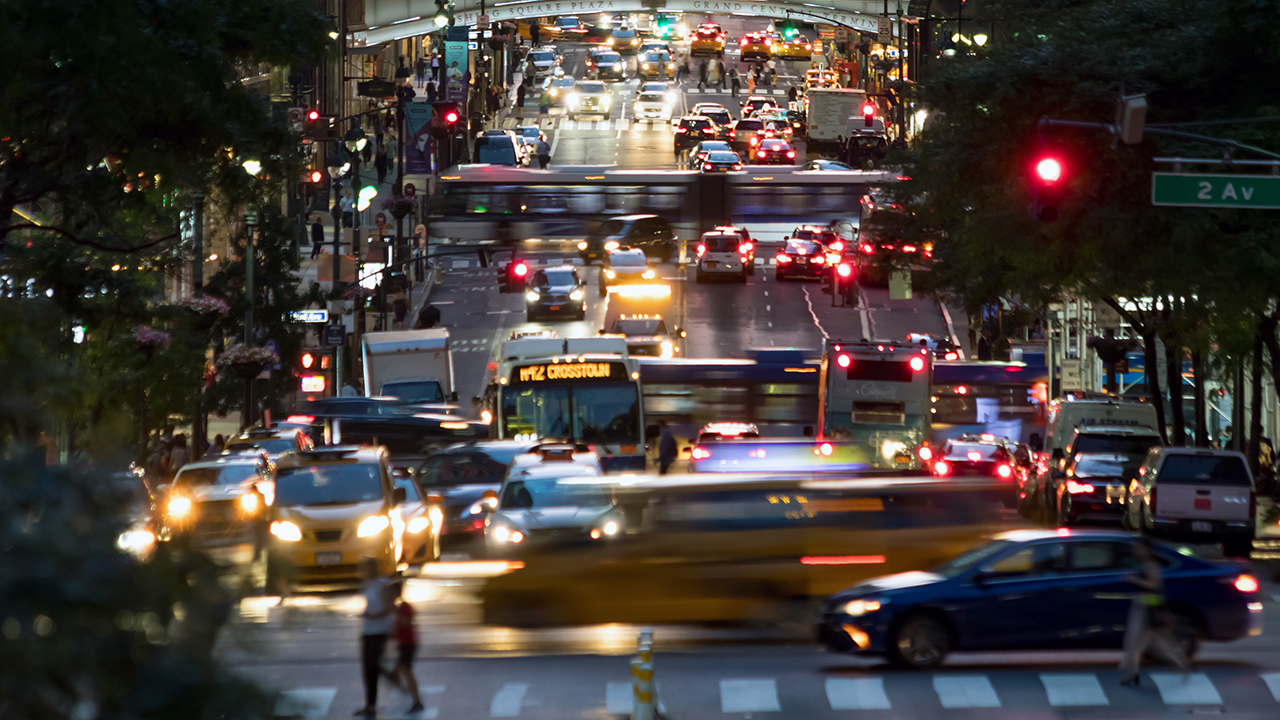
[393,487,407,504]
[482,489,499,503]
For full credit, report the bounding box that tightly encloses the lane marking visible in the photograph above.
[858,285,873,341]
[1261,672,1280,701]
[932,675,1000,708]
[419,685,445,720]
[802,287,829,340]
[1040,674,1109,706]
[720,678,780,713]
[273,688,337,719]
[489,682,529,717]
[1149,672,1221,705]
[825,677,891,710]
[605,682,631,714]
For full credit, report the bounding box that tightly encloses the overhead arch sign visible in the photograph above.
[365,0,895,45]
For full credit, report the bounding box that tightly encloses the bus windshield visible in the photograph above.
[502,383,640,444]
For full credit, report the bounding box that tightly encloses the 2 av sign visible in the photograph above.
[1151,173,1280,209]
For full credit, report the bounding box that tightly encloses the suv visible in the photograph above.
[416,441,537,543]
[580,215,676,263]
[162,455,271,549]
[598,247,655,295]
[266,446,403,586]
[727,118,765,153]
[525,265,587,321]
[674,115,718,153]
[695,231,748,283]
[473,131,522,166]
[1124,448,1256,556]
[713,225,755,274]
[606,314,682,358]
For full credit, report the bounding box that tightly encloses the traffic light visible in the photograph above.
[861,101,876,128]
[499,259,530,293]
[306,108,320,123]
[300,350,317,370]
[298,349,333,395]
[301,168,325,196]
[432,103,462,139]
[1028,154,1066,221]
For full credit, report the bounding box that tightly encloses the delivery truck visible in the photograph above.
[805,87,867,155]
[361,329,456,403]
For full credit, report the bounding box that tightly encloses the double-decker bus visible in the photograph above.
[817,341,932,469]
[492,336,646,471]
[930,362,1049,446]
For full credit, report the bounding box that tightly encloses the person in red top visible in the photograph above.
[389,581,423,713]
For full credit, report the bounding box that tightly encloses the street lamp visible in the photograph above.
[242,159,262,176]
[344,126,368,155]
[973,33,988,46]
[326,151,351,290]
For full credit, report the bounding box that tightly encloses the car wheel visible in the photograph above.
[1169,611,1202,661]
[887,614,950,668]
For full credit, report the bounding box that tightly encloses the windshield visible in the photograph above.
[703,235,740,252]
[933,539,1011,578]
[1159,454,1252,486]
[707,152,739,163]
[590,219,625,239]
[735,120,762,131]
[419,448,521,487]
[598,53,621,63]
[946,442,1005,460]
[610,253,646,267]
[517,127,541,139]
[1074,455,1142,478]
[579,82,606,93]
[380,380,444,403]
[226,437,295,454]
[682,118,712,129]
[175,464,262,487]
[274,464,384,506]
[502,383,640,444]
[501,475,608,508]
[643,52,668,63]
[785,240,820,254]
[1074,435,1160,456]
[537,269,577,286]
[638,93,664,103]
[394,475,421,502]
[615,318,665,334]
[552,78,575,89]
[530,51,554,62]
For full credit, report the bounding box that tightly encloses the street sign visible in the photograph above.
[1152,173,1280,209]
[877,17,892,44]
[477,14,489,30]
[1061,358,1084,392]
[322,324,346,348]
[835,28,848,42]
[289,309,330,324]
[357,79,397,98]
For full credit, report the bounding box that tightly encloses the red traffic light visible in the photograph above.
[307,170,322,183]
[444,109,460,123]
[862,102,876,117]
[512,261,529,277]
[1035,157,1063,183]
[301,352,315,370]
[306,108,320,122]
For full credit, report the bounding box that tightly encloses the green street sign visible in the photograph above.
[1152,172,1280,209]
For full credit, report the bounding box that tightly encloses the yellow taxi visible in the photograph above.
[391,467,443,566]
[773,35,813,60]
[738,32,772,61]
[690,26,725,56]
[266,446,402,587]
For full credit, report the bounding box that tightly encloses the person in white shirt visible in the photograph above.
[354,558,394,716]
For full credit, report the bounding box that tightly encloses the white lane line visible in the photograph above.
[932,675,1001,708]
[549,127,562,159]
[858,285,873,340]
[1261,672,1280,701]
[419,685,445,720]
[825,677,891,710]
[720,678,780,713]
[606,682,631,714]
[273,688,337,719]
[451,260,470,269]
[1150,673,1222,704]
[802,286,829,340]
[489,682,529,717]
[431,301,455,305]
[1040,674,1109,706]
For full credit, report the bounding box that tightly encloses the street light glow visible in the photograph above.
[1036,157,1063,183]
[242,160,262,176]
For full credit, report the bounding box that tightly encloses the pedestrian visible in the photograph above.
[387,581,423,713]
[340,189,355,228]
[531,22,541,47]
[535,135,551,168]
[431,52,442,83]
[353,558,394,717]
[977,330,992,361]
[538,89,551,123]
[487,86,500,118]
[716,58,726,90]
[1119,538,1189,685]
[391,288,408,331]
[658,423,677,475]
[515,82,526,120]
[202,433,225,458]
[362,133,373,164]
[788,85,798,104]
[426,80,438,103]
[729,64,740,97]
[697,59,708,90]
[414,304,441,329]
[415,56,427,88]
[374,146,389,184]
[169,433,189,473]
[310,221,324,259]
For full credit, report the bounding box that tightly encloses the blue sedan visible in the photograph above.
[817,529,1262,667]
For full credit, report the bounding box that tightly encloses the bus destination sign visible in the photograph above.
[515,361,626,383]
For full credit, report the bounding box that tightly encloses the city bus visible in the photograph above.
[930,361,1049,446]
[492,336,646,471]
[817,340,932,469]
[428,166,894,248]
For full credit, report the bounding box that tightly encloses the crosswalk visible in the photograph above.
[446,257,584,270]
[501,117,669,131]
[277,670,1280,718]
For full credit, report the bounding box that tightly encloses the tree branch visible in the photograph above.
[0,224,178,253]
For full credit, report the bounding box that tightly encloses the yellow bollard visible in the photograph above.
[631,656,655,720]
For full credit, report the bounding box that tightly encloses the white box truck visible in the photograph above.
[806,87,867,155]
[361,329,456,403]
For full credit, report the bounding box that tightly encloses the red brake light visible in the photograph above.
[703,128,714,134]
[786,150,796,158]
[1066,480,1095,494]
[903,245,918,253]
[860,243,874,254]
[945,352,959,360]
[775,253,791,263]
[996,464,1013,479]
[837,263,853,277]
[830,241,844,252]
[757,151,766,158]
[817,442,833,457]
[955,385,968,395]
[918,446,933,461]
[691,447,711,460]
[749,137,758,145]
[934,460,950,476]
[966,451,982,461]
[836,353,851,368]
[285,415,315,424]
[909,356,926,372]
[740,38,747,45]
[740,242,753,252]
[675,127,688,133]
[1235,574,1260,593]
[512,262,529,277]
[696,243,706,256]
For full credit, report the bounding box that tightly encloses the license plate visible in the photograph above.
[1107,485,1124,499]
[706,262,717,268]
[549,305,561,311]
[316,552,342,565]
[1191,521,1212,533]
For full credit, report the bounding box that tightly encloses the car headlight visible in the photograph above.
[406,516,431,534]
[660,341,674,358]
[577,241,588,250]
[568,94,578,106]
[270,520,302,542]
[603,520,619,535]
[641,269,656,279]
[117,527,156,557]
[491,524,524,543]
[238,492,261,515]
[604,269,617,279]
[839,598,884,616]
[468,496,499,515]
[549,88,558,97]
[526,290,540,302]
[357,514,390,538]
[569,289,585,301]
[604,240,620,251]
[167,495,193,519]
[642,63,650,69]
[429,506,443,527]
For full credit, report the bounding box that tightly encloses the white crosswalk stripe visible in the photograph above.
[825,677,891,710]
[720,678,780,713]
[1263,672,1280,701]
[273,688,336,719]
[1150,672,1222,705]
[606,681,668,715]
[933,675,1001,708]
[1040,673,1109,706]
[489,682,529,717]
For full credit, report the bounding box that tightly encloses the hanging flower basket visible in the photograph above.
[133,326,171,360]
[341,285,376,301]
[173,295,231,330]
[488,34,510,51]
[381,194,418,220]
[217,343,278,379]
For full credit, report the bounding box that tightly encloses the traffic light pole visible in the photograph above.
[1038,116,1280,160]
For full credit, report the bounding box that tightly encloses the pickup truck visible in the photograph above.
[1124,447,1255,556]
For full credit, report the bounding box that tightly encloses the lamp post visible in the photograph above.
[326,151,352,291]
[242,201,259,428]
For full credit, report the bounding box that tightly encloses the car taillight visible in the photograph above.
[817,442,834,456]
[1234,574,1260,593]
[1066,480,1095,494]
[696,243,706,256]
[286,415,315,424]
[786,150,796,158]
[775,253,791,263]
[903,245,918,253]
[729,130,736,138]
[909,356,926,372]
[703,128,714,134]
[918,446,932,461]
[732,164,742,170]
[740,38,747,45]
[836,353,851,368]
[934,460,950,476]
[837,262,853,278]
[830,241,844,252]
[996,464,1013,479]
[967,451,982,461]
[860,243,874,254]
[691,447,711,460]
[675,127,687,133]
[812,254,826,265]
[741,242,753,252]
[757,151,766,158]
[749,137,758,145]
